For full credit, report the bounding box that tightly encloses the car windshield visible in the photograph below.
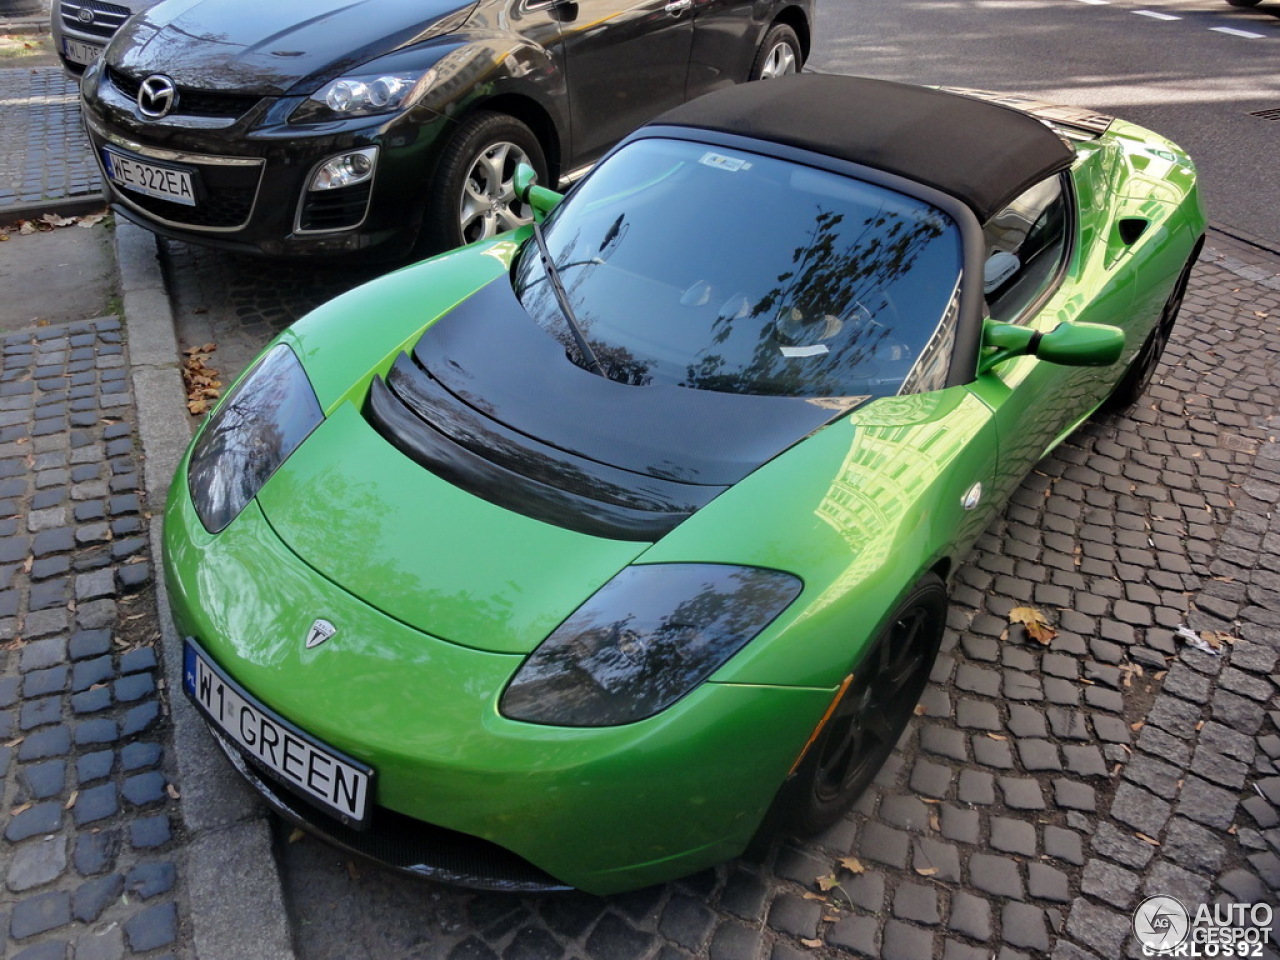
[514,137,963,399]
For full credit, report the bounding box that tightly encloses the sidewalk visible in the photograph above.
[1,59,295,959]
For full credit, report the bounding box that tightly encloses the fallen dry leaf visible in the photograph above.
[987,732,1007,741]
[288,828,306,844]
[838,856,866,874]
[800,939,823,949]
[801,891,826,901]
[65,790,79,810]
[1008,605,1056,645]
[913,703,927,716]
[41,212,77,228]
[1134,833,1160,846]
[915,866,939,877]
[816,874,840,892]
[166,783,181,800]
[11,802,32,816]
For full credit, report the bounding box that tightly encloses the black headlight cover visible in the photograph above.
[188,344,323,534]
[501,564,804,727]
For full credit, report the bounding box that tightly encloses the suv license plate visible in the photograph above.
[103,149,197,207]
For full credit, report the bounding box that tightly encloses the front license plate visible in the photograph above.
[63,38,102,66]
[183,641,373,826]
[102,149,197,207]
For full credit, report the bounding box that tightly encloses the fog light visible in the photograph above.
[309,148,378,191]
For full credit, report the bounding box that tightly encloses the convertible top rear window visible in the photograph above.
[515,138,963,400]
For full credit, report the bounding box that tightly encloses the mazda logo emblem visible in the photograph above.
[138,75,178,119]
[77,7,95,22]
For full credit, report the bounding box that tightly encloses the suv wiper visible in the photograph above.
[531,220,607,378]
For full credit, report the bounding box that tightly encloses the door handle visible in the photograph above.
[665,0,692,15]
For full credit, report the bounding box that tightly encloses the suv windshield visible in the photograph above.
[514,138,963,399]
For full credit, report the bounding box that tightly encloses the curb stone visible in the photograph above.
[118,220,298,960]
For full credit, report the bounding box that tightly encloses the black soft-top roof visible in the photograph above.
[650,75,1076,222]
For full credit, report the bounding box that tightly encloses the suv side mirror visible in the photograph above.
[979,319,1125,375]
[514,164,564,222]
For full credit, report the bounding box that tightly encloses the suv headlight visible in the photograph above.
[187,344,323,533]
[290,69,435,123]
[501,564,803,727]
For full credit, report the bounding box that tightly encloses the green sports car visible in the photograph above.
[166,75,1205,894]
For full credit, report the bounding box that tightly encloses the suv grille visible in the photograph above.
[107,67,264,120]
[60,0,131,40]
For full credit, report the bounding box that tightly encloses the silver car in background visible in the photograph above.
[51,0,161,78]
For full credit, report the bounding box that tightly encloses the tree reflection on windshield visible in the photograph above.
[514,138,962,400]
[684,204,949,397]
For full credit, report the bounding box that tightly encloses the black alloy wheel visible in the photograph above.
[749,23,802,81]
[422,110,549,254]
[1104,247,1199,411]
[783,573,947,835]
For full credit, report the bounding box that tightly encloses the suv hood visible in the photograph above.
[111,0,476,95]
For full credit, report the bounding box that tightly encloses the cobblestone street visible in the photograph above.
[0,68,100,217]
[1,318,183,959]
[157,231,1280,960]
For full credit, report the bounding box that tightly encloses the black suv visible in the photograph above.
[79,0,814,259]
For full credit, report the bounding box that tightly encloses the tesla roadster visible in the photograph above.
[165,75,1205,894]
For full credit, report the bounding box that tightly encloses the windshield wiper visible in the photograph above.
[531,220,607,378]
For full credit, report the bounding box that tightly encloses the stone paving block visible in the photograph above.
[858,822,910,869]
[892,881,939,925]
[1110,782,1173,836]
[882,919,934,960]
[6,835,68,893]
[1081,859,1141,908]
[969,853,1023,900]
[972,734,1015,769]
[827,914,878,957]
[10,890,71,939]
[1002,902,1050,952]
[1065,898,1131,956]
[1044,826,1085,866]
[766,895,819,940]
[913,837,961,884]
[990,817,1037,856]
[1090,820,1156,870]
[1177,775,1239,830]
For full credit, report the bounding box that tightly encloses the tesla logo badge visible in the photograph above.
[304,619,337,649]
[962,482,983,511]
[77,7,94,22]
[138,75,178,118]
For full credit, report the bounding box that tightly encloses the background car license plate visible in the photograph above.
[103,149,197,207]
[63,38,102,66]
[183,642,372,825]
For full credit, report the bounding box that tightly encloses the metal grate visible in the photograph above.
[1248,108,1280,121]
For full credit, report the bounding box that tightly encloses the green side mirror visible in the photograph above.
[979,319,1125,375]
[513,163,564,222]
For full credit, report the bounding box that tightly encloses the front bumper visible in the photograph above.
[80,63,451,258]
[163,456,832,894]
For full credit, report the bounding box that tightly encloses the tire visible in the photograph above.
[421,111,549,254]
[749,24,802,81]
[1225,0,1262,7]
[779,574,947,835]
[1103,249,1198,411]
